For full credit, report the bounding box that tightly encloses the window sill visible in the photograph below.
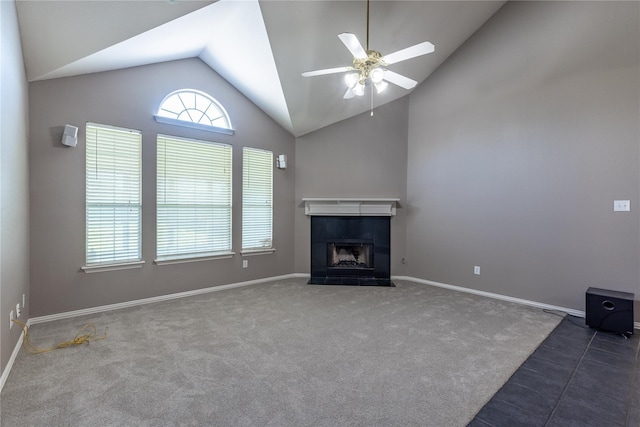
[240,248,276,256]
[154,252,235,266]
[82,260,145,273]
[154,116,235,135]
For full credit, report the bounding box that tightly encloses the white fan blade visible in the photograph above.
[383,41,435,65]
[302,66,353,77]
[338,33,368,59]
[383,70,417,90]
[343,87,356,99]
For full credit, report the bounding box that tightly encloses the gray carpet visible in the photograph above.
[0,279,561,426]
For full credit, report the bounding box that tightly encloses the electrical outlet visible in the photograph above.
[9,310,14,329]
[242,260,248,268]
[401,257,406,264]
[474,266,481,275]
[614,200,631,212]
[16,303,21,318]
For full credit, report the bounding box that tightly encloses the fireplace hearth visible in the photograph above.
[308,216,394,286]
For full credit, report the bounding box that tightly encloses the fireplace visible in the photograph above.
[308,216,394,286]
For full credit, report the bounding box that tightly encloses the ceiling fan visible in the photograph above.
[301,0,435,99]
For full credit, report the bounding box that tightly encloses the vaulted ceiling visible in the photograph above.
[15,0,505,137]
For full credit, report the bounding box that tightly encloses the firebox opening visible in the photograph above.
[328,241,373,269]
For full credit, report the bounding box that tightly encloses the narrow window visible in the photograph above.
[242,147,273,252]
[156,135,233,262]
[85,123,142,267]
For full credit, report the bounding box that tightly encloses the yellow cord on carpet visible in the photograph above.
[12,319,107,354]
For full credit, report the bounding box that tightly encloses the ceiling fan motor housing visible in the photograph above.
[353,50,387,84]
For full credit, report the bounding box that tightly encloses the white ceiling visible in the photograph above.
[15,0,506,137]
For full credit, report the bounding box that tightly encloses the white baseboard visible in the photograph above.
[6,272,637,394]
[0,320,28,392]
[4,274,306,392]
[29,273,300,325]
[30,272,640,329]
[392,275,584,316]
[392,275,640,330]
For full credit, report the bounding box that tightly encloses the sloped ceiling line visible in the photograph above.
[16,0,506,137]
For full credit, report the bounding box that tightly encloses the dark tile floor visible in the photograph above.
[468,316,640,426]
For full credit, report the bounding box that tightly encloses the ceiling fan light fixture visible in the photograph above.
[301,0,434,101]
[353,83,365,96]
[343,87,356,99]
[370,67,384,83]
[375,80,388,94]
[345,73,359,88]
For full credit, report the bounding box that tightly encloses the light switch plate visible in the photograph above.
[614,200,631,212]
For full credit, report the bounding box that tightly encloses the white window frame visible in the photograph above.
[83,123,143,273]
[154,89,235,135]
[241,147,274,255]
[155,134,234,264]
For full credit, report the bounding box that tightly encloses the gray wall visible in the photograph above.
[29,58,296,317]
[15,0,640,329]
[294,98,409,275]
[406,1,640,315]
[1,0,31,373]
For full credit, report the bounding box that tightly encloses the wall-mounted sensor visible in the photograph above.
[277,154,287,169]
[61,124,78,147]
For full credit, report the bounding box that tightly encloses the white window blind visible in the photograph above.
[242,147,273,251]
[157,135,232,260]
[85,123,142,266]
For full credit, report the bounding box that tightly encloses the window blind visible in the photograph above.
[86,123,142,265]
[157,135,232,260]
[242,147,273,251]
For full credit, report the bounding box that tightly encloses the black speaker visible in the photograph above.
[586,287,634,335]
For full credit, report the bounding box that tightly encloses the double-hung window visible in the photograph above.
[156,135,232,262]
[242,147,273,253]
[84,123,142,270]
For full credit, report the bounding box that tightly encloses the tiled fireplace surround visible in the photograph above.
[304,199,398,286]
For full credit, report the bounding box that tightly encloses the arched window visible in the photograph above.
[155,89,234,135]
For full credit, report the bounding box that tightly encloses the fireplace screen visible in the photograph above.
[328,242,373,269]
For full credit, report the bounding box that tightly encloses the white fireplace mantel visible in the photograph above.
[303,198,399,216]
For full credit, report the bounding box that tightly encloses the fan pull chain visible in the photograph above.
[368,0,373,117]
[370,89,374,117]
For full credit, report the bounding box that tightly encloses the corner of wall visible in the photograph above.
[0,0,31,378]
